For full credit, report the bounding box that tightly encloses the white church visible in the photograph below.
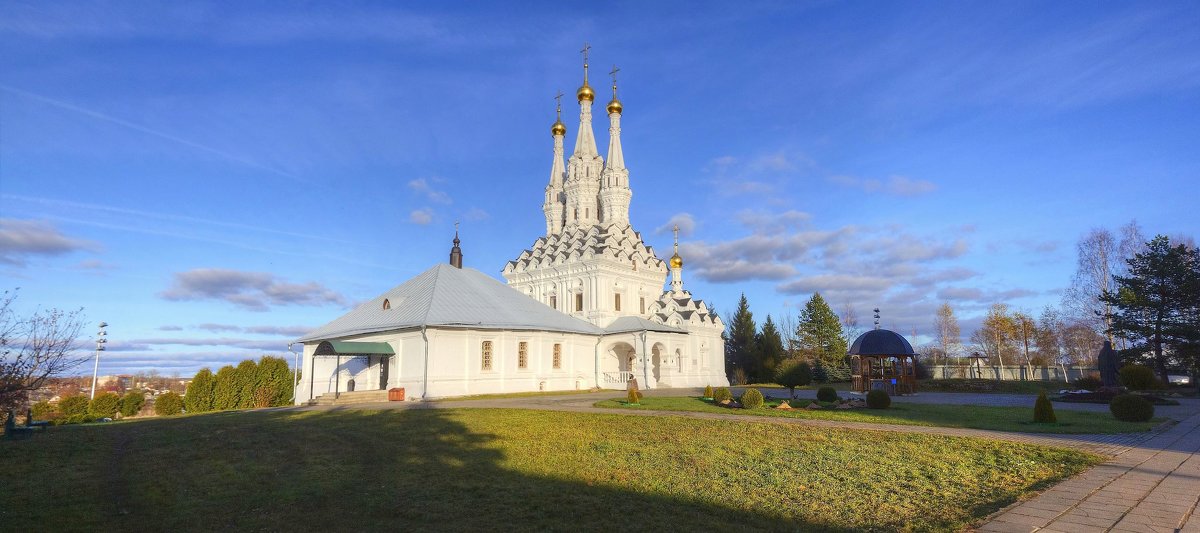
[295,51,728,403]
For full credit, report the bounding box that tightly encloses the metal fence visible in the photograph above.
[927,365,1098,382]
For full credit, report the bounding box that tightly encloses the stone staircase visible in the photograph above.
[308,389,390,406]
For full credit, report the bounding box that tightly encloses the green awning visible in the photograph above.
[313,340,395,356]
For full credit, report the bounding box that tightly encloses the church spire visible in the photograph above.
[449,223,463,269]
[599,64,631,225]
[572,42,599,158]
[543,93,567,235]
[669,224,684,293]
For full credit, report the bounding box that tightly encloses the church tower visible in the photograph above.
[562,43,604,228]
[599,66,631,226]
[543,96,567,235]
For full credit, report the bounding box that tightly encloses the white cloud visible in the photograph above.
[407,178,451,204]
[828,175,937,196]
[655,213,696,236]
[409,208,434,225]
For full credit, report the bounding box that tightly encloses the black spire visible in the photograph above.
[449,225,462,268]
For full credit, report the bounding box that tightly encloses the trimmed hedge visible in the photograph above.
[740,388,764,409]
[88,392,121,418]
[1110,394,1154,422]
[1119,365,1161,391]
[816,386,838,403]
[119,391,145,417]
[1033,391,1056,423]
[866,390,891,409]
[154,392,184,416]
[58,395,89,417]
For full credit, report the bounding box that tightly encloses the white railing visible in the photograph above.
[602,371,633,384]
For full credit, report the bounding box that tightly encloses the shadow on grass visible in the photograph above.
[1,408,869,532]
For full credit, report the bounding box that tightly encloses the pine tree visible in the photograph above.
[796,292,847,367]
[725,293,758,383]
[755,315,786,382]
[1102,235,1200,383]
[185,368,216,413]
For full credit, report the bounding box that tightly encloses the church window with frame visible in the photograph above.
[553,344,562,369]
[640,297,645,314]
[518,342,528,369]
[481,341,493,371]
[575,293,583,312]
[614,293,621,311]
[550,295,557,309]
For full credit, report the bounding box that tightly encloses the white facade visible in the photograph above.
[295,53,728,404]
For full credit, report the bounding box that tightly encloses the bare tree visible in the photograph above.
[1063,228,1119,341]
[1,290,89,416]
[1013,311,1036,367]
[778,310,799,358]
[1061,320,1104,367]
[934,302,961,367]
[1035,306,1063,364]
[840,303,863,348]
[971,303,1016,376]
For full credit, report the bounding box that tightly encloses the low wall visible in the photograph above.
[928,365,1098,382]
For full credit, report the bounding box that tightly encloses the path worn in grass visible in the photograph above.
[0,408,1099,532]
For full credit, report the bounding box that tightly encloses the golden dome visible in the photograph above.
[670,253,683,269]
[606,97,622,115]
[551,120,566,136]
[577,83,595,102]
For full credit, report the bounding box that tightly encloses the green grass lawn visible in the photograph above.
[0,408,1098,532]
[433,389,615,401]
[596,396,1163,434]
[917,379,1067,394]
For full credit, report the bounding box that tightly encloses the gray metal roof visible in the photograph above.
[603,316,684,335]
[297,263,602,342]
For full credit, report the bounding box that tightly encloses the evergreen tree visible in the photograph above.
[257,356,294,407]
[755,315,786,382]
[1102,235,1200,383]
[212,365,239,410]
[184,368,216,413]
[724,293,758,382]
[796,292,847,366]
[235,359,260,409]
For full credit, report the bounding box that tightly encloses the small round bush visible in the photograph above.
[816,386,838,403]
[703,385,713,399]
[1110,394,1154,422]
[712,387,733,403]
[58,395,89,417]
[1033,390,1057,423]
[154,392,184,416]
[88,392,121,418]
[1119,365,1160,391]
[626,388,642,405]
[1073,373,1102,391]
[866,389,891,409]
[740,388,764,409]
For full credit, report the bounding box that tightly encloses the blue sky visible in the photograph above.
[1,1,1197,375]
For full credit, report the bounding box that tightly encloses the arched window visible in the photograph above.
[382,298,391,310]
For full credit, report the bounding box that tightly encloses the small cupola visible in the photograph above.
[449,226,463,269]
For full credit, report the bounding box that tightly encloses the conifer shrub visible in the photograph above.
[1033,391,1056,423]
[154,392,184,416]
[816,386,838,403]
[812,361,829,383]
[1110,394,1154,422]
[703,385,713,399]
[774,359,812,397]
[1073,373,1102,391]
[866,389,891,409]
[30,400,58,421]
[88,392,121,418]
[712,387,733,403]
[740,388,764,409]
[626,388,642,405]
[119,391,145,417]
[1119,365,1161,391]
[58,395,89,417]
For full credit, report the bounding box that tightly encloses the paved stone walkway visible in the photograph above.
[981,410,1200,532]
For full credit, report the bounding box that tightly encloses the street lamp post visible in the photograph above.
[90,322,108,400]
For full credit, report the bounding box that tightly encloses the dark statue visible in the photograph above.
[1097,340,1120,387]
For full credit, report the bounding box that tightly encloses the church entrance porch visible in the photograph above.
[308,340,396,402]
[602,341,638,387]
